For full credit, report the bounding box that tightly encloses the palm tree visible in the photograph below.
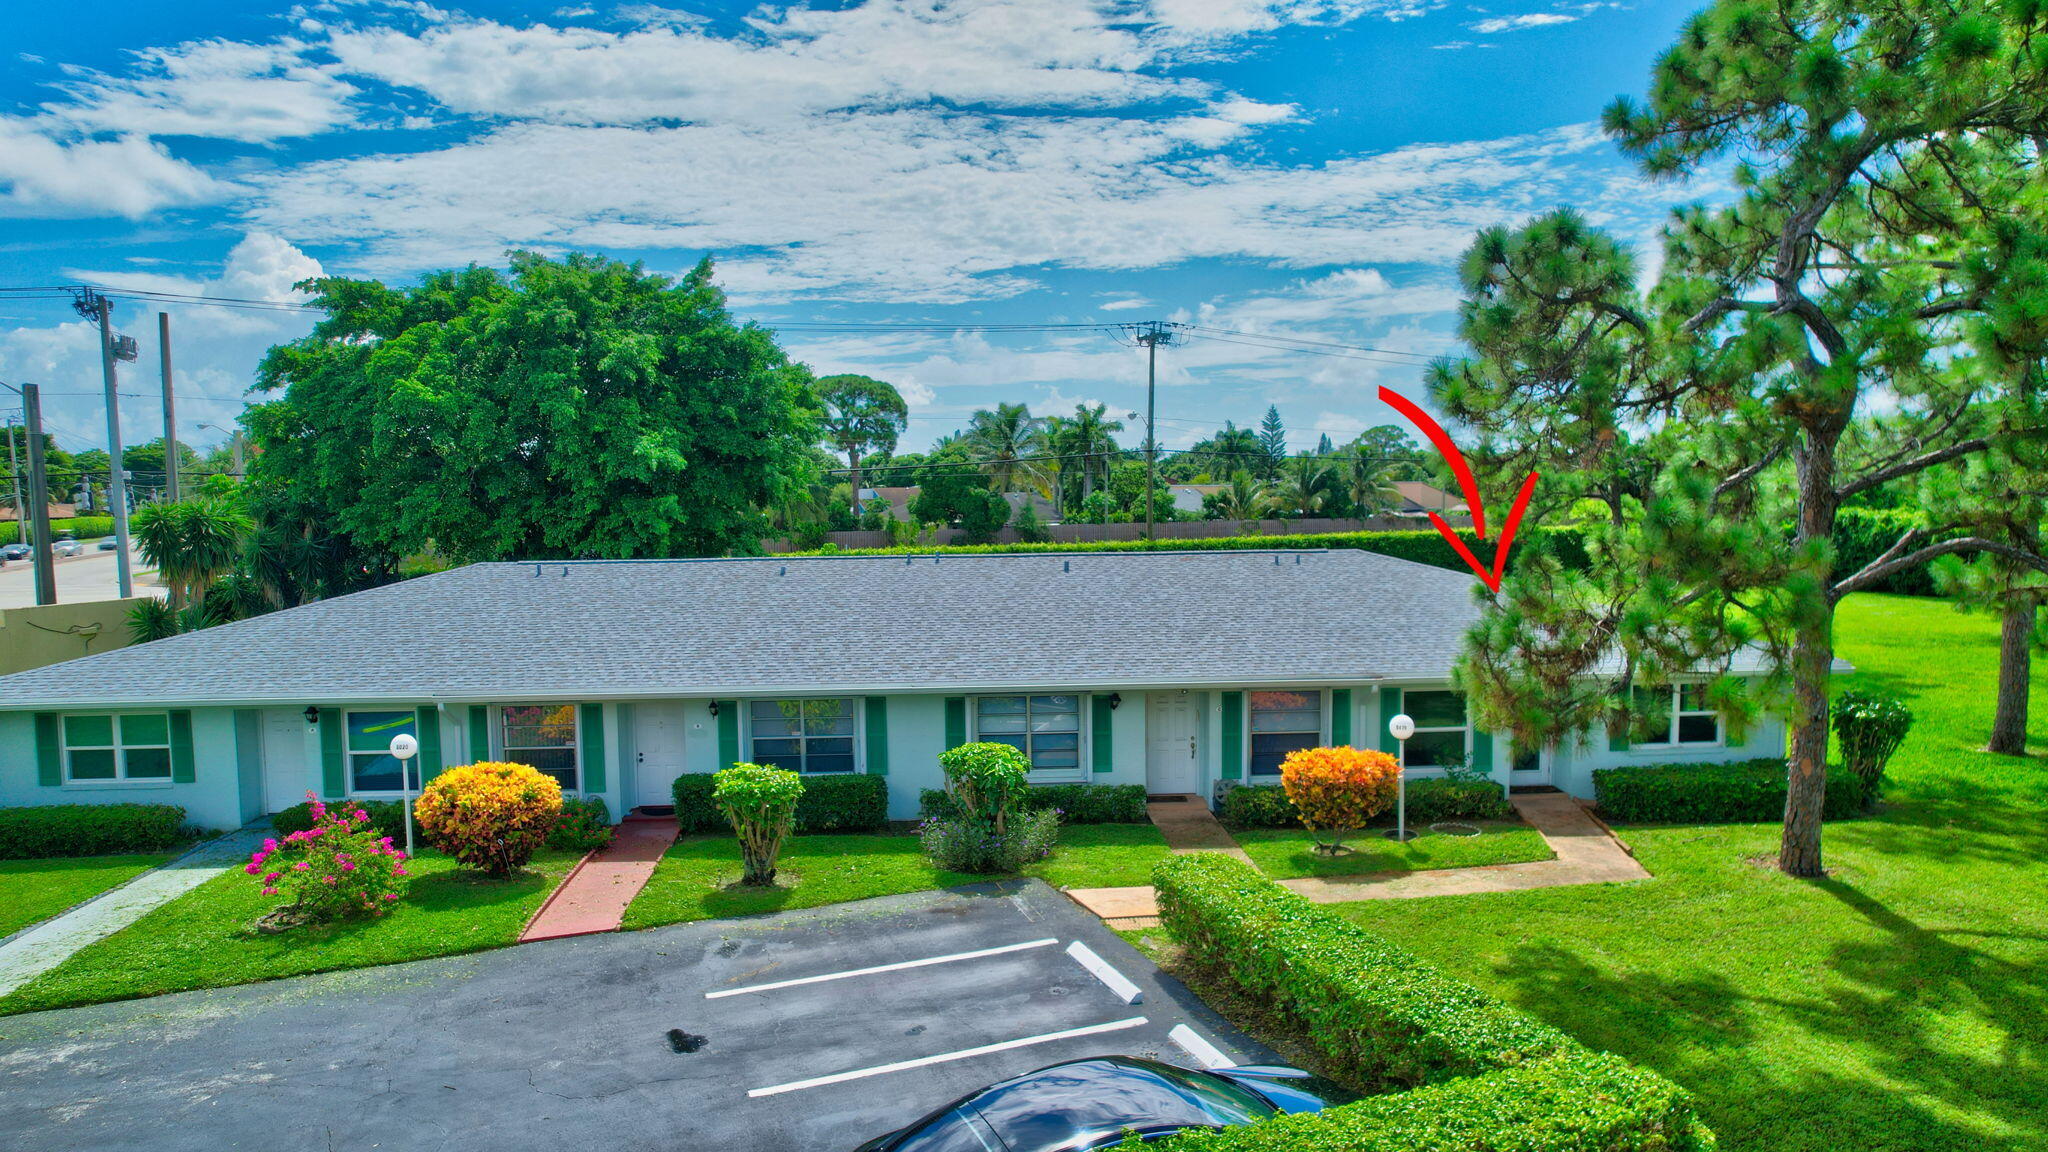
[131,497,251,609]
[1346,449,1405,517]
[815,375,909,512]
[1200,422,1264,479]
[965,402,1048,493]
[1208,470,1271,520]
[1048,403,1124,510]
[1270,454,1340,518]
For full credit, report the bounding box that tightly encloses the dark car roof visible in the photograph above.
[963,1057,1267,1148]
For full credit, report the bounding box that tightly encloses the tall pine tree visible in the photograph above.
[1257,405,1286,479]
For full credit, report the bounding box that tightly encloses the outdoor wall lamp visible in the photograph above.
[708,701,720,718]
[1106,692,1123,710]
[303,705,321,725]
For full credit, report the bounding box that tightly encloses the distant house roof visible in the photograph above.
[1393,482,1466,514]
[0,550,1487,709]
[1167,484,1226,514]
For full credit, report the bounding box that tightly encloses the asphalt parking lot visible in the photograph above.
[0,879,1269,1152]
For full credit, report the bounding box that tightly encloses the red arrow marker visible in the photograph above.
[1377,386,1538,594]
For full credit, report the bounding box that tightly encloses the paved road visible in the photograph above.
[0,546,163,609]
[0,880,1267,1152]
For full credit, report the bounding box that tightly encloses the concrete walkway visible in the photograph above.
[1067,791,1650,929]
[518,816,677,942]
[0,827,268,997]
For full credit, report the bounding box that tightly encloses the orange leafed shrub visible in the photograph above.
[1279,746,1400,851]
[415,761,564,878]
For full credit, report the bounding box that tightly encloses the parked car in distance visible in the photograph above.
[95,537,120,551]
[53,538,83,557]
[0,543,27,561]
[852,1056,1352,1151]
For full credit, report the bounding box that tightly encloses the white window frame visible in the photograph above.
[498,704,582,794]
[1245,688,1329,779]
[61,712,173,785]
[1633,684,1723,749]
[742,697,865,775]
[345,708,419,798]
[970,693,1086,783]
[1397,689,1470,773]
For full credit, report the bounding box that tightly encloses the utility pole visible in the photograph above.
[159,311,179,503]
[5,416,22,540]
[1132,323,1178,541]
[21,384,56,605]
[79,290,135,598]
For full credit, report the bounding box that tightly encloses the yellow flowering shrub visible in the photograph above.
[1279,746,1400,853]
[415,761,565,878]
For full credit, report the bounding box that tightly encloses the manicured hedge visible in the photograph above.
[0,803,190,858]
[1217,778,1510,829]
[1117,1051,1714,1151]
[1149,853,1715,1150]
[1153,852,1577,1087]
[272,799,418,843]
[675,772,890,834]
[0,516,116,548]
[794,773,889,832]
[1593,758,1865,824]
[919,782,1149,824]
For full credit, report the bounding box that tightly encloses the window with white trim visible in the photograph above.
[1401,691,1469,768]
[749,698,857,774]
[1248,690,1323,777]
[63,713,171,782]
[502,705,579,790]
[974,695,1081,778]
[346,709,416,794]
[1633,684,1721,746]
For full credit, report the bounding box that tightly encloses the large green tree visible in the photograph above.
[1437,0,2048,877]
[965,402,1047,494]
[815,374,908,513]
[248,253,818,567]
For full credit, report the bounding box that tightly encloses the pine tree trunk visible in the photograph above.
[1779,436,1841,880]
[847,444,862,517]
[1988,598,2034,755]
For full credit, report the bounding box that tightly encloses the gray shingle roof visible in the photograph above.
[0,550,1487,708]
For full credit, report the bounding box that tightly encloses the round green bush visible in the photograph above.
[937,741,1031,829]
[714,763,805,884]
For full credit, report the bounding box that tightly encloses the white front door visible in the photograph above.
[262,708,310,812]
[1146,690,1202,795]
[633,702,688,809]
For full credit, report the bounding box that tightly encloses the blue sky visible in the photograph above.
[0,0,1709,459]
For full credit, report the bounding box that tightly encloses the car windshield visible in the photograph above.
[970,1060,1273,1152]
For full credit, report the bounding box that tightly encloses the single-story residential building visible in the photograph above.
[0,551,1789,831]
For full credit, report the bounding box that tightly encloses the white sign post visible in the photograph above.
[389,733,420,858]
[1385,713,1416,842]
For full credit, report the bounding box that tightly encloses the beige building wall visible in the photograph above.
[0,598,145,677]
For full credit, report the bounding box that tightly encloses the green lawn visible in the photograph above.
[1233,822,1553,879]
[0,854,175,939]
[624,823,1173,930]
[0,848,581,1018]
[1317,594,2048,1152]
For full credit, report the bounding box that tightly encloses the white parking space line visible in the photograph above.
[1064,940,1143,1005]
[705,938,1061,999]
[1168,1024,1233,1070]
[747,1017,1150,1098]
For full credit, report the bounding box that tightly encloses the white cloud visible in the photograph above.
[43,38,358,143]
[1468,12,1579,33]
[0,118,223,218]
[1098,297,1153,311]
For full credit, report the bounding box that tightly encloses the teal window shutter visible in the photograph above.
[468,705,490,764]
[579,704,606,791]
[944,697,967,749]
[1378,688,1403,756]
[1331,689,1352,746]
[169,710,196,783]
[717,702,739,769]
[34,712,61,786]
[319,708,345,798]
[414,706,443,780]
[1091,696,1114,774]
[864,697,889,775]
[1220,691,1244,781]
[1472,728,1494,774]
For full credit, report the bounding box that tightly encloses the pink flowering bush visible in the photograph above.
[246,793,410,928]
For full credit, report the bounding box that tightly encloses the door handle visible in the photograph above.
[637,752,644,763]
[1188,737,1196,757]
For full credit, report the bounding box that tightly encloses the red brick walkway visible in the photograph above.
[520,816,678,942]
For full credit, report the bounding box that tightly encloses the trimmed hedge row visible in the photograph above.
[1117,1050,1714,1151]
[919,782,1150,824]
[674,772,890,834]
[0,516,116,548]
[0,803,191,858]
[1217,778,1511,829]
[1593,758,1865,824]
[1149,853,1714,1149]
[1154,852,1576,1086]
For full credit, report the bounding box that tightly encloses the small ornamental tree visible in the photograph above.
[245,794,410,928]
[1279,747,1401,854]
[414,761,564,878]
[938,742,1031,833]
[715,763,805,885]
[1830,691,1914,811]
